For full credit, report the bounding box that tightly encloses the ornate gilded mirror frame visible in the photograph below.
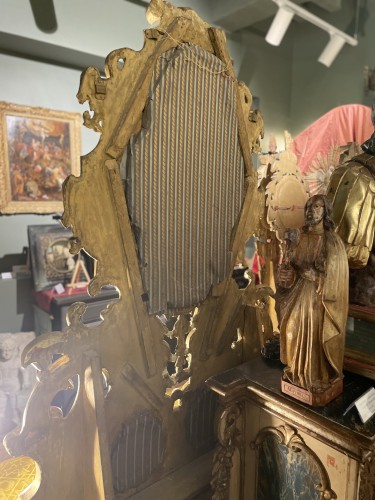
[3,1,265,498]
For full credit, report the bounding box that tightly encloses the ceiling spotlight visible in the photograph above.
[318,33,346,67]
[266,0,358,67]
[266,6,295,46]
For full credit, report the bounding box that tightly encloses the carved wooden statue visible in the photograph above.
[327,102,375,308]
[327,104,375,270]
[276,195,349,406]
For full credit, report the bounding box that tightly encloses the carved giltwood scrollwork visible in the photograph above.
[265,151,310,241]
[4,302,115,499]
[163,314,194,405]
[251,425,337,500]
[62,0,267,377]
[2,2,269,498]
[359,450,375,500]
[211,403,243,500]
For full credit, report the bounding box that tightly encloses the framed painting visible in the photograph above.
[344,304,375,381]
[0,101,81,214]
[28,224,75,291]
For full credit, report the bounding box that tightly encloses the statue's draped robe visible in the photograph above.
[327,152,375,269]
[278,224,348,391]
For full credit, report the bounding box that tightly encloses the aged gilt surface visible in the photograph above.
[211,403,243,500]
[207,357,375,500]
[2,1,265,499]
[276,195,349,406]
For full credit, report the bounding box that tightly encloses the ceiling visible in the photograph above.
[1,0,344,71]
[207,0,343,33]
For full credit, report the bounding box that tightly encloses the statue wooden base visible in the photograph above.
[281,377,343,407]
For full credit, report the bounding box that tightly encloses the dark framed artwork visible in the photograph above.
[0,101,81,214]
[28,224,75,291]
[344,305,375,380]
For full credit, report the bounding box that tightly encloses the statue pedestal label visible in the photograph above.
[281,377,343,407]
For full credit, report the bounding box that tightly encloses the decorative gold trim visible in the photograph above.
[265,150,310,240]
[0,101,81,214]
[246,385,374,462]
[0,456,41,500]
[211,403,243,500]
[62,0,265,374]
[345,304,375,379]
[343,356,375,381]
[359,451,375,500]
[348,304,375,323]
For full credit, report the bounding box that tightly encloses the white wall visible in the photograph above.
[0,54,99,258]
[1,0,147,56]
[237,30,294,150]
[290,0,375,135]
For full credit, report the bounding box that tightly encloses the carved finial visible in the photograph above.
[146,0,165,25]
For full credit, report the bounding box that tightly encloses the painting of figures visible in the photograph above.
[0,102,81,213]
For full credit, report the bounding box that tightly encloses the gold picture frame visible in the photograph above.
[0,101,81,214]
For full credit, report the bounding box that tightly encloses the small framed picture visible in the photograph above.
[28,224,75,291]
[0,101,81,214]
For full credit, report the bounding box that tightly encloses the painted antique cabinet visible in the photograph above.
[207,357,375,500]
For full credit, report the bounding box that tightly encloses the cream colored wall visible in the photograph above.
[0,0,147,57]
[237,30,294,150]
[0,53,98,257]
[289,0,375,136]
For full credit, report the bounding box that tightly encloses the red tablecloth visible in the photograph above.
[34,286,88,313]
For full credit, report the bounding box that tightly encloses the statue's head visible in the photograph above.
[304,194,335,231]
[0,337,17,362]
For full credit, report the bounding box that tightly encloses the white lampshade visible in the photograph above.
[265,6,295,46]
[318,33,346,67]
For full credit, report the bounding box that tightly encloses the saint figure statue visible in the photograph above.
[276,195,348,399]
[327,102,375,307]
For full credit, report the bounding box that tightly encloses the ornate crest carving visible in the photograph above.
[211,403,243,500]
[265,151,310,240]
[359,451,375,500]
[251,425,337,500]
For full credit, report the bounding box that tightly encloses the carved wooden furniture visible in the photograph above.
[207,357,375,500]
[0,1,266,498]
